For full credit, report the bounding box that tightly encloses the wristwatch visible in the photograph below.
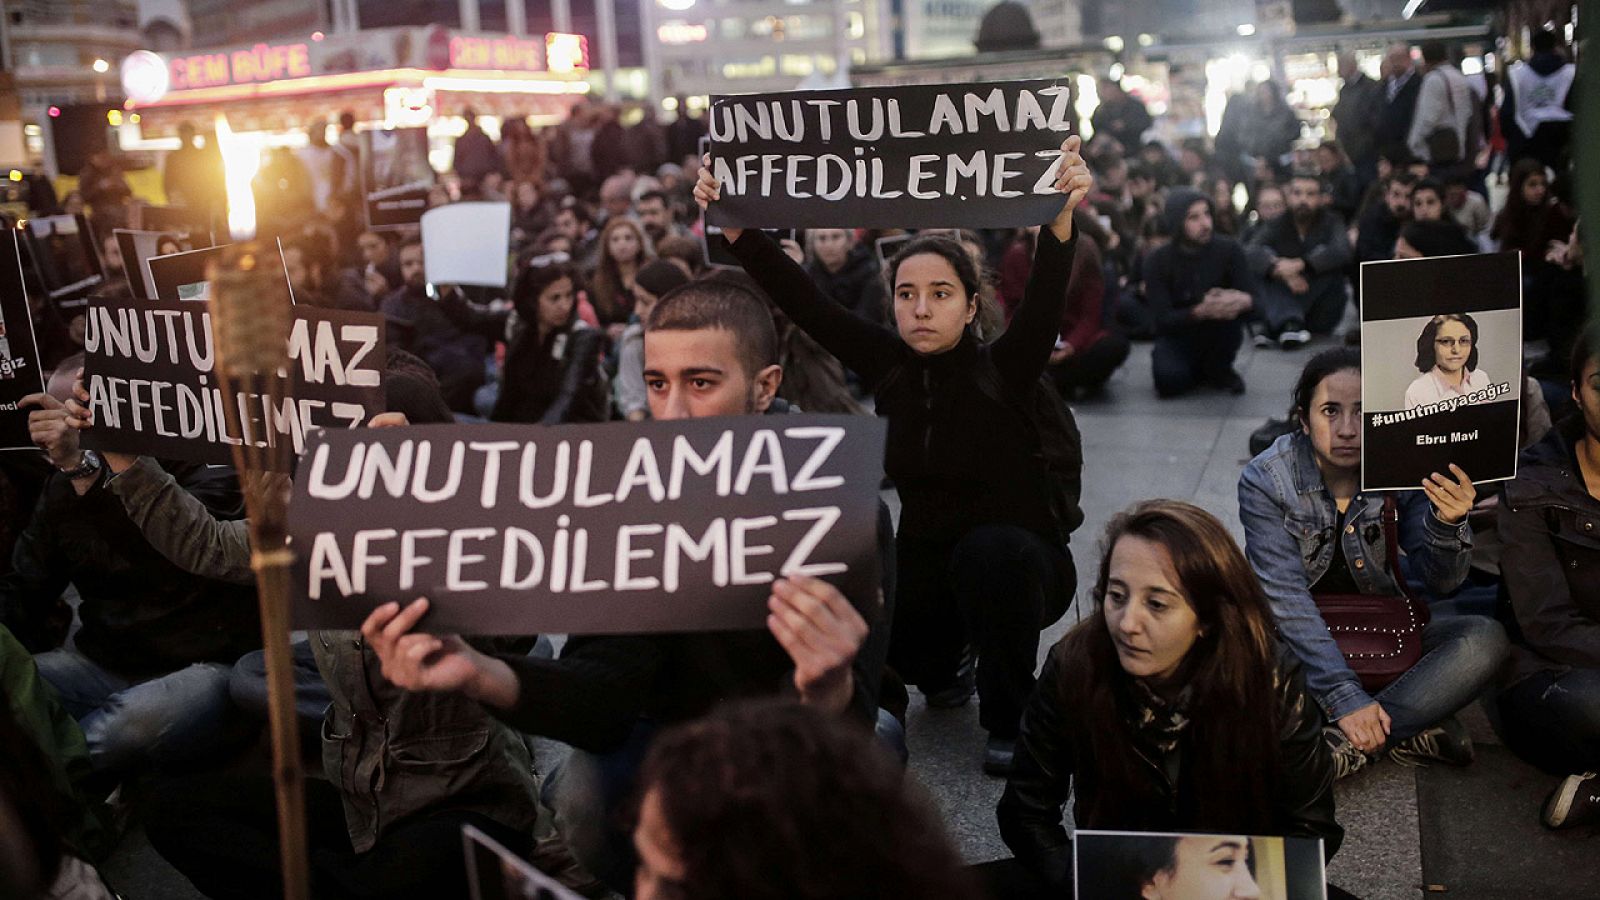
[57,450,103,480]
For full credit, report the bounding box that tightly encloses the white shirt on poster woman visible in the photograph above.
[1405,367,1493,409]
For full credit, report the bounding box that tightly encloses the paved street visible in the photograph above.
[100,338,1594,899]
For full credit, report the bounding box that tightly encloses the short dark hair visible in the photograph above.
[647,276,779,378]
[1414,314,1480,373]
[1293,347,1362,424]
[886,236,982,305]
[1531,29,1557,54]
[1421,41,1448,65]
[1413,178,1444,201]
[636,190,669,209]
[1387,171,1420,191]
[656,234,705,273]
[1398,219,1477,257]
[1289,170,1327,193]
[635,701,981,900]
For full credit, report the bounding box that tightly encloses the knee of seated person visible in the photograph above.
[227,651,270,717]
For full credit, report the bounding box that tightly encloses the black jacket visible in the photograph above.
[1331,72,1383,167]
[491,324,607,425]
[1376,72,1422,162]
[0,462,260,676]
[805,244,886,324]
[733,226,1080,546]
[997,643,1342,888]
[1142,190,1258,335]
[1498,416,1600,686]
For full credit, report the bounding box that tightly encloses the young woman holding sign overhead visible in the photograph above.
[694,135,1092,775]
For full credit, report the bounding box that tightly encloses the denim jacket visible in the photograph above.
[1238,432,1472,721]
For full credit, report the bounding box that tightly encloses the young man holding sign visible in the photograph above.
[693,134,1091,774]
[361,278,891,891]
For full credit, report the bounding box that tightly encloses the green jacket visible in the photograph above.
[107,458,542,853]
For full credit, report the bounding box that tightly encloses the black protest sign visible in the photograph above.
[0,233,47,450]
[147,242,295,303]
[135,205,215,246]
[1359,252,1522,491]
[79,295,387,468]
[22,213,103,312]
[705,79,1074,229]
[362,128,434,230]
[117,229,207,301]
[288,416,887,635]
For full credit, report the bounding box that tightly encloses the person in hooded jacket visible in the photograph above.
[490,255,609,425]
[1141,188,1258,398]
[693,137,1094,775]
[1496,331,1600,830]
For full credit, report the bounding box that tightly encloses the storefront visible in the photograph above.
[112,25,593,222]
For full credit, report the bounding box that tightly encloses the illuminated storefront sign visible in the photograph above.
[122,29,591,108]
[169,43,312,90]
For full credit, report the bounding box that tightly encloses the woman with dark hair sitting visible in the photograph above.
[632,700,981,900]
[1403,313,1492,410]
[996,500,1341,891]
[1239,349,1506,779]
[694,138,1093,774]
[489,253,609,425]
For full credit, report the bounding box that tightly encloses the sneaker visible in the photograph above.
[1279,328,1312,349]
[1324,727,1371,780]
[1251,325,1274,348]
[983,736,1017,776]
[1388,715,1474,768]
[923,649,977,709]
[1542,772,1600,830]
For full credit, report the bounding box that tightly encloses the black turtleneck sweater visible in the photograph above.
[732,226,1077,545]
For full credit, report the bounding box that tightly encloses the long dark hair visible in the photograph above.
[510,252,580,337]
[635,700,982,900]
[1051,500,1283,833]
[1413,313,1480,373]
[1491,158,1552,247]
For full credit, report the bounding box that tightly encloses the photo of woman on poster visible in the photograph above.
[1404,314,1492,409]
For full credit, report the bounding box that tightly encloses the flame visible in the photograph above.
[213,114,263,240]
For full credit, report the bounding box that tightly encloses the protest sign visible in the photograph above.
[1359,252,1522,491]
[704,79,1074,229]
[0,232,48,450]
[79,293,386,468]
[146,241,295,303]
[22,213,103,312]
[1075,831,1327,900]
[134,205,215,246]
[362,127,434,230]
[117,229,209,301]
[463,825,584,900]
[703,222,796,269]
[420,202,511,287]
[288,415,887,635]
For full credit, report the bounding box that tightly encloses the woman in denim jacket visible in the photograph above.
[1239,348,1507,778]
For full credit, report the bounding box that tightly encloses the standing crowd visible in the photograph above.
[0,28,1593,900]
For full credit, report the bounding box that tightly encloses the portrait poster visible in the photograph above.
[463,825,583,900]
[1075,831,1327,900]
[362,127,435,230]
[287,416,887,635]
[1359,252,1522,491]
[0,232,48,450]
[21,213,103,312]
[705,79,1075,229]
[117,229,207,301]
[146,241,294,303]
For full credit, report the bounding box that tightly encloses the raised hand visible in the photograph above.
[1422,464,1476,525]
[1050,134,1093,242]
[766,575,869,715]
[693,154,741,245]
[360,597,521,708]
[21,393,80,470]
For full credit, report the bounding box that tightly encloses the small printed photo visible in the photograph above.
[1361,309,1521,414]
[1075,831,1327,900]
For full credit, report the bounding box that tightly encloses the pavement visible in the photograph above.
[96,337,1575,899]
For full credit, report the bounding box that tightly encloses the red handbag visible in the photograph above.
[1312,496,1430,692]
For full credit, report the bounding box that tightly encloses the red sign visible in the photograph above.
[449,35,546,72]
[169,42,311,90]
